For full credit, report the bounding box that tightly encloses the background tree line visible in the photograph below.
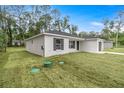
[0,5,78,51]
[79,11,124,48]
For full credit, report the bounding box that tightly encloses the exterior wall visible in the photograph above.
[25,34,107,57]
[104,41,113,49]
[44,35,78,57]
[80,40,98,52]
[80,39,104,52]
[25,35,44,56]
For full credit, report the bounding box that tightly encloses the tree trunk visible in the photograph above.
[22,31,25,46]
[8,27,13,47]
[9,32,13,47]
[59,24,61,31]
[115,30,119,48]
[4,40,7,52]
[22,31,25,41]
[4,30,7,52]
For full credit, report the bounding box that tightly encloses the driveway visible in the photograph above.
[99,51,124,55]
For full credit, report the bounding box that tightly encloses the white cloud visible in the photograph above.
[90,22,104,27]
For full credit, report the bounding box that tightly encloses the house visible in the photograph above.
[12,40,24,46]
[25,31,113,57]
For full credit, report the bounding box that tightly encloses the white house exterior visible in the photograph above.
[26,35,44,56]
[25,31,113,57]
[80,38,104,53]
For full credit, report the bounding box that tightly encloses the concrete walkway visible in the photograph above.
[99,51,124,55]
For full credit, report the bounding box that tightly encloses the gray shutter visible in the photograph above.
[62,39,64,50]
[74,41,75,48]
[69,41,70,48]
[53,38,56,50]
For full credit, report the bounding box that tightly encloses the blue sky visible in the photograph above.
[52,5,124,32]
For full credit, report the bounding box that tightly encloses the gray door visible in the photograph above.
[98,42,102,51]
[77,41,79,50]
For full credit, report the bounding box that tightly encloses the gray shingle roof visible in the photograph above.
[25,30,102,41]
[46,31,79,38]
[25,31,80,41]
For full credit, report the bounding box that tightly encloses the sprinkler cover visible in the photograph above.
[43,61,53,67]
[31,67,40,73]
[59,61,64,65]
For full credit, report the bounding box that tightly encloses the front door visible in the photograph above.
[77,41,79,50]
[98,42,102,51]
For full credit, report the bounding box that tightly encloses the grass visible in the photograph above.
[1,47,124,87]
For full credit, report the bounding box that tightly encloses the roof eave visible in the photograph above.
[25,32,86,41]
[25,33,44,41]
[44,32,85,40]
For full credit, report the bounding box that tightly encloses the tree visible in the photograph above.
[88,31,97,37]
[0,5,79,48]
[114,11,124,47]
[0,6,16,47]
[19,12,32,39]
[6,17,16,46]
[31,5,52,32]
[79,31,88,38]
[9,6,26,41]
[35,14,52,33]
[0,30,7,52]
[68,25,78,35]
[118,32,124,45]
[0,6,7,50]
[102,19,112,40]
[51,9,61,31]
[60,16,70,32]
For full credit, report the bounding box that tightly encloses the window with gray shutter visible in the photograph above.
[53,38,64,50]
[69,41,75,49]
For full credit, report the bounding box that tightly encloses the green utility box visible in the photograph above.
[59,61,64,65]
[31,67,40,73]
[43,61,53,67]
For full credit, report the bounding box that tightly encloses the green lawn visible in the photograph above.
[1,47,124,88]
[105,48,124,53]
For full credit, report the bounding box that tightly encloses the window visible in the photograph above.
[54,38,64,50]
[41,45,44,50]
[69,41,75,49]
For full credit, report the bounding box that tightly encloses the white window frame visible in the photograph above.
[54,38,64,50]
